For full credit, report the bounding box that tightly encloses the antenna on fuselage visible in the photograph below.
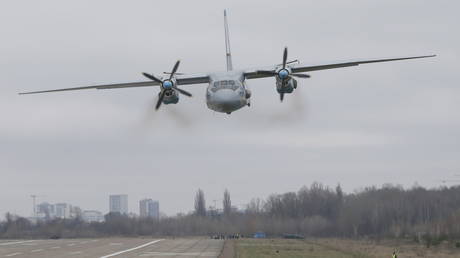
[224,10,233,71]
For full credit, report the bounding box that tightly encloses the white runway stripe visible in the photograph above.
[5,253,22,257]
[140,252,218,257]
[99,239,164,258]
[0,240,37,246]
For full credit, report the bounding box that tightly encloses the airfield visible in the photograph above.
[0,238,223,258]
[2,237,460,258]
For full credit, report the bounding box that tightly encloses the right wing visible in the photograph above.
[19,73,210,95]
[291,55,436,73]
[243,55,436,80]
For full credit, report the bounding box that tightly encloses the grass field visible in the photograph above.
[235,238,366,258]
[234,238,460,258]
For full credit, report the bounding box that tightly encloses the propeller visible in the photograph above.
[142,60,192,110]
[256,47,311,102]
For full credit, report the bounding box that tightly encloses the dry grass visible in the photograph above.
[314,238,460,258]
[235,238,367,258]
[234,238,460,258]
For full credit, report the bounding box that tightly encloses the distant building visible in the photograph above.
[139,199,159,219]
[70,206,82,218]
[35,202,81,220]
[109,194,128,215]
[37,202,54,219]
[82,210,104,222]
[55,203,71,218]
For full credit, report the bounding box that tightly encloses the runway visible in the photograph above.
[0,238,223,258]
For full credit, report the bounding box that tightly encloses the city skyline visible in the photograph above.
[26,194,167,217]
[28,194,163,221]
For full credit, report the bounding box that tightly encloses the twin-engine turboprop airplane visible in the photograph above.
[20,10,435,115]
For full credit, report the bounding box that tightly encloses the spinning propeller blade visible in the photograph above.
[291,73,311,78]
[142,73,163,83]
[282,47,288,69]
[256,70,278,76]
[174,87,192,97]
[156,90,167,110]
[170,60,180,79]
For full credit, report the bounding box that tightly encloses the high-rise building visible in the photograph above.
[139,199,159,218]
[109,194,128,214]
[55,203,70,219]
[36,202,54,219]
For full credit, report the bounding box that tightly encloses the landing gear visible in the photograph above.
[226,112,231,115]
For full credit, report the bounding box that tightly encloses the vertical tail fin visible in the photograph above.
[224,10,233,71]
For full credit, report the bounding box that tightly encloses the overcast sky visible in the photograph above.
[0,0,458,217]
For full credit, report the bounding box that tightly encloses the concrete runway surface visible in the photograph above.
[0,238,223,257]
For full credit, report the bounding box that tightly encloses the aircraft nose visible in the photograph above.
[213,89,241,110]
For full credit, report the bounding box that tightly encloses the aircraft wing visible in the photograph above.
[244,55,435,79]
[19,73,210,95]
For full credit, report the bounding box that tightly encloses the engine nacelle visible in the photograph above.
[245,89,252,99]
[276,77,297,94]
[160,89,179,105]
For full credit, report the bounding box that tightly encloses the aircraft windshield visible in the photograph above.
[211,80,239,92]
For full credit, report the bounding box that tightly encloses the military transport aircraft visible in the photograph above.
[20,10,435,114]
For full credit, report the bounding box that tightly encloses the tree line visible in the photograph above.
[1,183,460,243]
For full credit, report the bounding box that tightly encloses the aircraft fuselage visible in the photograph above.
[206,71,249,114]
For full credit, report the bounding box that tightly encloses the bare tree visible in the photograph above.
[223,189,232,216]
[246,198,264,214]
[194,189,206,217]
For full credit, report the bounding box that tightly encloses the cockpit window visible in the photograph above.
[211,80,239,92]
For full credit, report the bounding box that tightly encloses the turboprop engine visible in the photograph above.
[142,60,192,110]
[256,47,310,102]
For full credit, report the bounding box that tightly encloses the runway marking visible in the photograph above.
[69,251,83,255]
[51,246,61,249]
[139,252,218,257]
[5,253,22,257]
[67,243,76,246]
[31,249,43,253]
[0,240,37,246]
[21,243,37,246]
[100,239,164,258]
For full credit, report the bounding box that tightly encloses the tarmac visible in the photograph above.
[0,238,223,257]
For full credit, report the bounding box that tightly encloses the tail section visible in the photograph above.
[224,10,233,71]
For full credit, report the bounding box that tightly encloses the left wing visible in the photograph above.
[244,55,435,79]
[19,73,210,95]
